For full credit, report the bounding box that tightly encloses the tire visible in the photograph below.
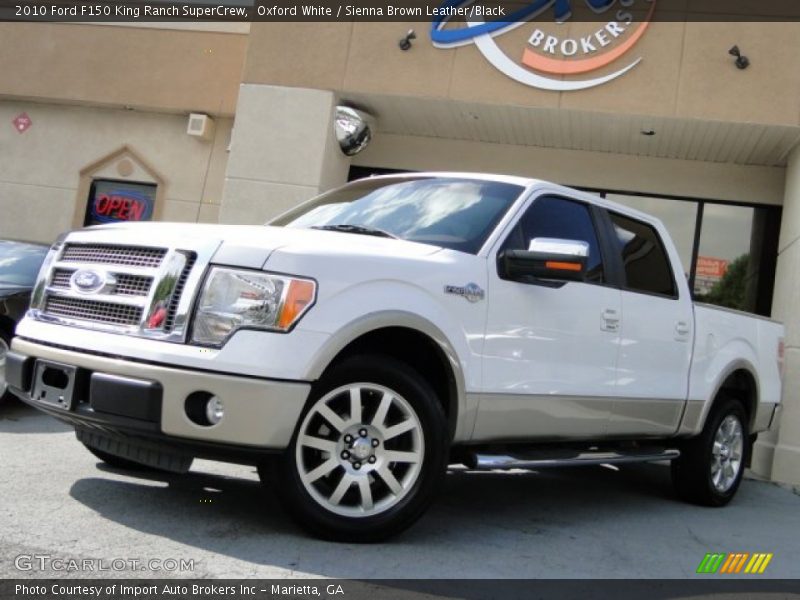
[0,328,12,406]
[261,355,449,542]
[83,443,163,472]
[672,396,749,507]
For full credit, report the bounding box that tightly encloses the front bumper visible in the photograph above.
[8,338,311,460]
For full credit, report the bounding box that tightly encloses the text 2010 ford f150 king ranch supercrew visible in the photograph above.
[7,174,784,541]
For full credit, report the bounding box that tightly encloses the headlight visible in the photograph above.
[190,268,316,346]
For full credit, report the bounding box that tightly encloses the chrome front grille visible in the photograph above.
[50,268,153,297]
[34,240,205,341]
[163,254,196,332]
[61,243,167,268]
[114,274,153,296]
[44,296,143,326]
[51,268,73,289]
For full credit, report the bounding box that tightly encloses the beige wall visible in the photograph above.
[0,23,247,116]
[219,85,350,224]
[243,21,800,127]
[0,100,231,243]
[760,144,800,484]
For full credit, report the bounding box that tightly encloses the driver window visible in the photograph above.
[502,196,605,284]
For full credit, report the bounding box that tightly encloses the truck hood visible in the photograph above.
[76,222,442,269]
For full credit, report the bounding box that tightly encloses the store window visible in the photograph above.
[693,203,779,315]
[84,179,156,226]
[597,191,780,316]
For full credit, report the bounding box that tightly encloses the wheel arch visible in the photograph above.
[695,360,760,435]
[304,312,469,442]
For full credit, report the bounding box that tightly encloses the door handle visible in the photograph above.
[602,309,620,332]
[675,321,691,337]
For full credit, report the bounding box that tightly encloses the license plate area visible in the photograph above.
[32,360,77,410]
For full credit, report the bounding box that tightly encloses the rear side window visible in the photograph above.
[610,212,677,298]
[502,196,605,284]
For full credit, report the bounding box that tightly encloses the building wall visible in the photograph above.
[0,100,231,243]
[765,145,800,484]
[243,21,800,127]
[0,23,247,115]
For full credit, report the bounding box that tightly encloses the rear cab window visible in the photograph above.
[609,212,677,298]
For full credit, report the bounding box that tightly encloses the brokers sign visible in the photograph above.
[431,0,656,91]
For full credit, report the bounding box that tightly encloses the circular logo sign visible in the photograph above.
[431,0,656,91]
[70,269,106,294]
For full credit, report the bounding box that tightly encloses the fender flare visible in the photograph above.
[302,310,473,442]
[682,358,760,436]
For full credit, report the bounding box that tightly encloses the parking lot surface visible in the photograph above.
[2,401,799,579]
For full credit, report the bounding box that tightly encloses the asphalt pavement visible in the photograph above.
[2,400,799,579]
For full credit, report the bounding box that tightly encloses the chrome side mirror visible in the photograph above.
[528,237,589,257]
[500,237,589,283]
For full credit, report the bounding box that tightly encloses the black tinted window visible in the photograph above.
[610,212,676,297]
[503,196,605,284]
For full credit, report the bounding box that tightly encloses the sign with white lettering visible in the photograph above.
[431,0,656,91]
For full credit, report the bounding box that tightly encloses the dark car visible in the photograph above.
[0,240,49,403]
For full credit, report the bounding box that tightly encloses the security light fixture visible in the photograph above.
[334,106,374,156]
[399,30,416,51]
[729,46,750,70]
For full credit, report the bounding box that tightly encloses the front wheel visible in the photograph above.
[262,355,449,542]
[672,397,748,506]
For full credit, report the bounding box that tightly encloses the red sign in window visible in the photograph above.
[696,256,729,279]
[85,180,156,226]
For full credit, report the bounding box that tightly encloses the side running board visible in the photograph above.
[468,448,680,470]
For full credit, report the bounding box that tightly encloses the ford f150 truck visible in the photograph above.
[7,173,784,541]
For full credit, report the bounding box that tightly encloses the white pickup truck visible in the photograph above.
[7,173,783,541]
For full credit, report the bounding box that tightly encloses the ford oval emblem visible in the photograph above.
[70,269,106,294]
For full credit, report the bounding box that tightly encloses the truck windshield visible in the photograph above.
[272,177,524,254]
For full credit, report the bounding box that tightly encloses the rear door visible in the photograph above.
[602,210,694,436]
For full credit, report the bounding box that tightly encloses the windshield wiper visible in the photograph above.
[311,224,398,239]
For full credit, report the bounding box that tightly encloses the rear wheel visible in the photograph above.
[261,355,448,542]
[0,328,12,405]
[672,397,748,506]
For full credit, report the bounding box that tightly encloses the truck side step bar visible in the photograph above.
[467,448,680,470]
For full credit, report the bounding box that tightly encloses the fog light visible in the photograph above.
[205,396,224,425]
[185,391,224,427]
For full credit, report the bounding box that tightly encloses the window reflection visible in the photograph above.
[601,193,779,316]
[605,194,698,277]
[278,178,523,254]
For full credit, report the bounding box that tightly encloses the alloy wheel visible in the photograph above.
[711,414,744,493]
[295,383,424,518]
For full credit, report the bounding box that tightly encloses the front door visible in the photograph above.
[474,194,621,441]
